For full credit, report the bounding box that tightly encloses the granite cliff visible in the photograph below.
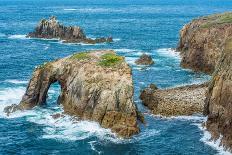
[4,50,140,138]
[204,38,232,151]
[177,12,232,74]
[27,16,113,44]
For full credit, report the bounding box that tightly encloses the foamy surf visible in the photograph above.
[8,35,27,39]
[4,79,28,84]
[195,123,232,155]
[156,48,180,60]
[63,8,77,11]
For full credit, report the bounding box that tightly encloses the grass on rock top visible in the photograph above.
[201,12,232,28]
[98,53,124,67]
[70,52,91,60]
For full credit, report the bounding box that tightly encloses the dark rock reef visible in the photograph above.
[140,83,207,116]
[27,16,113,44]
[135,53,154,65]
[177,12,232,74]
[4,50,140,138]
[204,38,232,151]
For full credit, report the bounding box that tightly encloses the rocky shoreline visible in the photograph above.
[27,16,113,44]
[140,83,208,116]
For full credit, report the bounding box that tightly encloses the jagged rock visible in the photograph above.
[140,83,207,116]
[177,12,232,74]
[135,53,154,65]
[4,50,140,138]
[27,16,113,44]
[204,39,232,151]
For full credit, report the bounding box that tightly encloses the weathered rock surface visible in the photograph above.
[4,50,140,138]
[140,83,207,116]
[204,39,232,151]
[135,53,154,65]
[27,16,113,44]
[177,12,232,74]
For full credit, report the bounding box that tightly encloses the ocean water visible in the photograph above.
[0,0,232,154]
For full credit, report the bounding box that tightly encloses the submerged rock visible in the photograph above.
[135,53,154,65]
[140,83,207,116]
[4,50,140,138]
[204,39,232,151]
[177,12,232,74]
[27,16,113,44]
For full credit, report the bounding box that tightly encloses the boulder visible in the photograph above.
[140,83,207,116]
[204,38,232,151]
[135,53,154,65]
[27,16,113,44]
[4,50,140,138]
[177,12,232,74]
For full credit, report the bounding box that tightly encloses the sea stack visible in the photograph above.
[177,12,232,74]
[27,16,113,44]
[135,53,154,65]
[4,50,140,138]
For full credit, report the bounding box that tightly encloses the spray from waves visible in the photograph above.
[8,35,27,39]
[0,87,26,117]
[193,123,232,155]
[156,48,180,60]
[63,8,77,11]
[4,79,28,84]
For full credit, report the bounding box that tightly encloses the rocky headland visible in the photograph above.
[177,12,232,74]
[140,83,207,116]
[27,16,113,44]
[4,50,141,138]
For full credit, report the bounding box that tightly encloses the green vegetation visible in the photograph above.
[70,52,91,60]
[201,12,232,28]
[98,53,124,67]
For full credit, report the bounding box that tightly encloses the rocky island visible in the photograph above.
[4,50,141,138]
[177,12,232,74]
[135,53,154,65]
[27,16,113,44]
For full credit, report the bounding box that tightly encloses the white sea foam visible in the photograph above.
[0,87,26,117]
[152,114,207,122]
[8,35,27,39]
[194,123,232,155]
[114,48,137,53]
[63,8,77,11]
[4,79,28,84]
[156,48,180,60]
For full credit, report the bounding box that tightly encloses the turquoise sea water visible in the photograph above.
[0,0,232,154]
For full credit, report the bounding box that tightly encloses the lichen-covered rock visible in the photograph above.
[27,16,113,44]
[177,12,232,74]
[140,83,207,116]
[135,53,154,65]
[4,50,140,138]
[204,39,232,151]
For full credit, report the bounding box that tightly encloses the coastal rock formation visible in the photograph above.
[135,54,154,65]
[140,83,207,116]
[204,39,232,151]
[4,50,140,138]
[27,16,113,44]
[177,12,232,74]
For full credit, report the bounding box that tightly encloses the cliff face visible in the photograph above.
[204,39,232,151]
[27,16,113,44]
[177,12,232,74]
[4,50,140,138]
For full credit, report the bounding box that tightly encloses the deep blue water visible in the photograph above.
[0,0,232,154]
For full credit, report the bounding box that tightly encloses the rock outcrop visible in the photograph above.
[140,83,207,116]
[135,53,154,65]
[177,12,232,74]
[204,38,232,151]
[27,16,113,44]
[4,50,140,138]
